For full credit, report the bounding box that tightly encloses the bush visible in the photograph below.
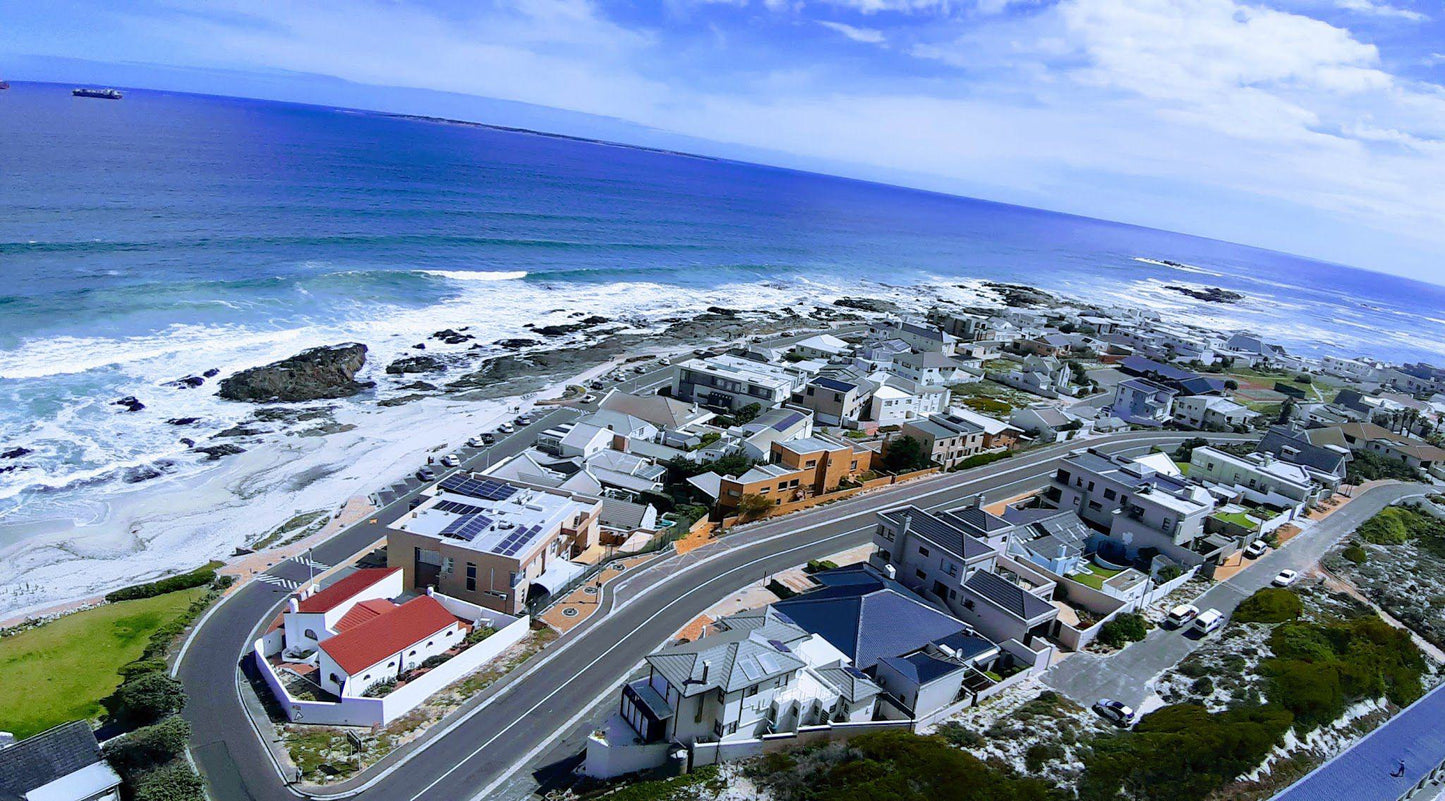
[1171,437,1209,462]
[106,564,219,603]
[103,716,191,775]
[952,451,1012,471]
[103,674,187,727]
[1357,507,1417,544]
[420,654,450,669]
[1233,588,1303,624]
[736,493,774,522]
[131,760,206,801]
[362,678,397,698]
[1348,451,1421,483]
[804,559,838,574]
[935,721,985,749]
[882,435,935,473]
[118,659,170,680]
[1097,613,1148,648]
[463,625,496,646]
[1025,742,1066,772]
[1342,545,1368,564]
[1156,564,1184,582]
[1262,615,1425,730]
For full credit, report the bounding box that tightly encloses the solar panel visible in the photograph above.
[440,513,493,542]
[495,524,542,556]
[739,660,762,682]
[844,666,869,681]
[768,639,792,653]
[757,654,782,674]
[771,411,804,431]
[439,475,520,501]
[814,377,855,393]
[434,499,487,516]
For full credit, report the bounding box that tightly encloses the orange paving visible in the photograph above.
[539,553,660,633]
[674,614,714,644]
[984,489,1040,516]
[673,522,718,556]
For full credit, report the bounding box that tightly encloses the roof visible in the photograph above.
[686,472,723,499]
[813,666,883,703]
[776,436,850,455]
[879,507,992,560]
[1118,377,1178,397]
[599,497,654,530]
[940,504,1014,535]
[319,595,461,675]
[963,570,1056,622]
[812,376,858,393]
[0,722,110,801]
[1119,355,1194,382]
[1258,426,1349,474]
[773,565,972,670]
[333,598,397,633]
[1177,376,1227,395]
[598,390,709,429]
[1271,681,1445,801]
[296,568,401,614]
[878,651,968,686]
[645,611,809,696]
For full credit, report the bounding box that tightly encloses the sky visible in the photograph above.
[3,0,1444,282]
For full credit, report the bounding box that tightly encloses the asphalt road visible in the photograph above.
[177,426,1249,801]
[1043,481,1427,710]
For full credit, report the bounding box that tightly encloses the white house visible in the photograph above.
[0,722,121,801]
[1188,446,1324,511]
[1172,395,1258,431]
[315,594,467,697]
[868,376,948,427]
[282,567,406,655]
[792,334,852,361]
[1110,378,1177,426]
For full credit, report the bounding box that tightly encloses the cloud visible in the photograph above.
[817,19,887,41]
[1333,0,1427,21]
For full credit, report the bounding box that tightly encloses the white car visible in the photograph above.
[466,437,485,448]
[497,423,514,434]
[1166,603,1200,628]
[658,357,670,366]
[582,393,598,403]
[441,454,460,468]
[1094,698,1136,726]
[1243,540,1268,559]
[1272,569,1299,587]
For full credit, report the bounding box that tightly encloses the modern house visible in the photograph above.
[1110,377,1177,426]
[868,318,958,355]
[670,355,802,412]
[1010,404,1089,443]
[791,333,852,361]
[900,414,986,469]
[797,376,873,426]
[771,435,873,495]
[1189,446,1331,510]
[0,722,121,801]
[1172,395,1257,431]
[1256,424,1351,481]
[945,407,1022,451]
[891,350,975,386]
[385,474,602,614]
[596,389,715,432]
[867,375,948,427]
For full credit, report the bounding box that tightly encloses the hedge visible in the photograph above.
[105,563,221,603]
[1097,613,1148,648]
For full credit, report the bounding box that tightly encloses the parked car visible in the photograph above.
[415,467,436,482]
[1093,698,1136,726]
[1191,608,1225,636]
[1243,540,1268,559]
[515,415,531,425]
[633,365,646,374]
[497,423,514,434]
[467,436,485,448]
[482,432,496,444]
[582,393,597,403]
[658,357,670,365]
[1166,603,1200,628]
[441,454,460,468]
[589,380,604,389]
[1272,569,1299,587]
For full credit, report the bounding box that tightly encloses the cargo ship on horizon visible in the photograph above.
[72,87,122,99]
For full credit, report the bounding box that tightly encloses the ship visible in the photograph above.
[72,87,123,100]
[0,81,10,90]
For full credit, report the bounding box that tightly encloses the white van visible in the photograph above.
[1191,608,1224,635]
[1166,604,1200,628]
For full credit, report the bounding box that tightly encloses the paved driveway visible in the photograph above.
[1043,482,1427,709]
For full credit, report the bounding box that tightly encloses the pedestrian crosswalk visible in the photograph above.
[255,574,301,590]
[291,555,330,571]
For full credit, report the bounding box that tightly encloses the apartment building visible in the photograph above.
[1172,395,1257,431]
[670,355,802,411]
[386,475,602,615]
[868,375,948,427]
[900,414,986,468]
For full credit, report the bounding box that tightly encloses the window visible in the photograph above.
[1104,488,1117,501]
[726,721,738,735]
[466,576,476,591]
[805,459,817,468]
[880,526,894,541]
[918,546,930,557]
[745,684,759,697]
[466,563,477,578]
[943,561,958,577]
[878,549,891,562]
[304,628,318,641]
[330,673,342,685]
[1087,481,1095,492]
[915,568,927,580]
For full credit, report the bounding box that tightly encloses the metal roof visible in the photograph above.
[879,507,993,561]
[0,722,109,800]
[963,570,1056,622]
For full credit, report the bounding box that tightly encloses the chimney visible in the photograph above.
[971,494,984,509]
[700,660,711,682]
[426,585,436,597]
[287,598,299,614]
[900,512,913,538]
[884,564,897,580]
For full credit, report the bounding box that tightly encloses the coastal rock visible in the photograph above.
[214,425,264,438]
[179,438,195,447]
[397,381,438,391]
[113,396,146,413]
[385,355,447,375]
[203,368,221,378]
[123,464,166,483]
[1,447,32,459]
[413,342,427,350]
[706,306,740,317]
[534,316,611,337]
[378,394,430,407]
[164,375,206,389]
[431,328,475,345]
[1165,285,1245,304]
[833,297,900,314]
[165,417,201,426]
[981,282,1057,308]
[495,338,540,350]
[217,343,371,403]
[192,443,246,460]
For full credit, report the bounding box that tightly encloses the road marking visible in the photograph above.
[254,574,301,590]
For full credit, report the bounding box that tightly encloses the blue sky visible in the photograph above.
[3,0,1445,281]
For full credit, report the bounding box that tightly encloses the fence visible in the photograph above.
[690,720,912,768]
[717,467,942,530]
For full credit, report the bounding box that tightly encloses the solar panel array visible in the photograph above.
[440,514,493,542]
[494,524,542,557]
[770,411,805,431]
[439,475,520,501]
[434,499,488,516]
[813,377,856,393]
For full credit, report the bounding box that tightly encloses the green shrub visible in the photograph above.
[103,715,191,775]
[1357,507,1415,544]
[106,564,219,603]
[804,559,839,574]
[953,451,1013,471]
[103,673,186,727]
[1097,613,1148,648]
[1025,742,1066,772]
[935,721,985,749]
[463,626,496,646]
[131,760,206,801]
[118,659,170,680]
[1234,588,1303,624]
[1262,615,1424,730]
[1157,564,1184,582]
[1342,545,1368,564]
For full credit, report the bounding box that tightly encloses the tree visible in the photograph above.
[104,673,187,727]
[103,716,191,775]
[1224,379,1239,391]
[131,761,206,801]
[882,436,933,473]
[736,493,773,522]
[1098,613,1148,648]
[1276,395,1297,424]
[1171,437,1209,462]
[733,403,763,425]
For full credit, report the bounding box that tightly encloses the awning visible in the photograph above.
[529,559,587,597]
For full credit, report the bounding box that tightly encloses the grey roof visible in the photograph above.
[963,571,1057,622]
[646,612,809,696]
[1272,681,1445,801]
[940,504,1014,535]
[0,722,106,799]
[598,390,707,429]
[879,507,992,560]
[599,497,653,530]
[904,418,967,441]
[1004,508,1091,558]
[814,666,883,703]
[1257,426,1349,475]
[878,651,967,686]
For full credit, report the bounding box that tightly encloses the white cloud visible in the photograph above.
[1334,0,1427,21]
[817,19,887,41]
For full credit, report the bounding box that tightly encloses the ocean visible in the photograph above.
[1,81,1442,613]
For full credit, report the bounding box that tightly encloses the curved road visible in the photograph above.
[178,430,1251,801]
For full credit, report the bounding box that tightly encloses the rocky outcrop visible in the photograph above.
[495,338,540,350]
[165,417,201,426]
[217,343,371,403]
[1165,285,1244,304]
[164,375,206,389]
[385,355,446,375]
[833,297,900,314]
[113,396,146,413]
[1,447,32,459]
[192,443,246,460]
[981,282,1057,308]
[431,328,475,345]
[531,316,611,337]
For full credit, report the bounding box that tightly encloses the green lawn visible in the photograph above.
[0,587,208,737]
[1073,562,1122,590]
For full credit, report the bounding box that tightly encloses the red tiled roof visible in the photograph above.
[319,596,461,675]
[296,567,401,613]
[334,599,397,633]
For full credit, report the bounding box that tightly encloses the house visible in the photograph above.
[1334,421,1445,477]
[992,355,1073,398]
[315,594,469,697]
[792,334,852,361]
[585,605,881,778]
[727,408,814,461]
[1110,378,1177,426]
[867,376,948,427]
[770,435,872,495]
[901,415,986,469]
[1010,404,1089,443]
[715,463,810,515]
[797,376,872,426]
[869,318,958,355]
[281,567,406,654]
[1046,449,1221,567]
[1000,507,1092,576]
[945,407,1022,451]
[1256,424,1351,480]
[596,389,715,431]
[0,722,121,801]
[891,350,975,386]
[386,475,602,614]
[670,355,802,411]
[941,312,994,342]
[536,421,616,459]
[1189,446,1330,510]
[1172,395,1258,431]
[597,497,659,536]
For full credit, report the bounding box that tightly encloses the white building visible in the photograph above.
[1188,446,1325,510]
[1172,395,1258,431]
[671,355,803,411]
[792,333,852,361]
[868,376,948,426]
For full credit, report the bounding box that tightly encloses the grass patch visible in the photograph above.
[0,587,209,737]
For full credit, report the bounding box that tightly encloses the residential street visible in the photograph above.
[176,428,1248,801]
[1043,482,1427,709]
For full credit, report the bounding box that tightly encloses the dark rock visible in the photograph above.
[123,465,165,483]
[378,394,430,407]
[164,375,206,389]
[214,425,264,438]
[431,328,475,345]
[495,338,540,350]
[1164,285,1245,304]
[192,443,246,460]
[217,343,371,403]
[413,342,427,350]
[113,396,146,412]
[165,417,201,426]
[833,297,900,314]
[385,355,447,375]
[203,368,221,378]
[706,306,740,317]
[179,438,195,447]
[1,447,32,459]
[580,315,609,325]
[534,316,611,337]
[397,381,438,391]
[980,282,1057,308]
